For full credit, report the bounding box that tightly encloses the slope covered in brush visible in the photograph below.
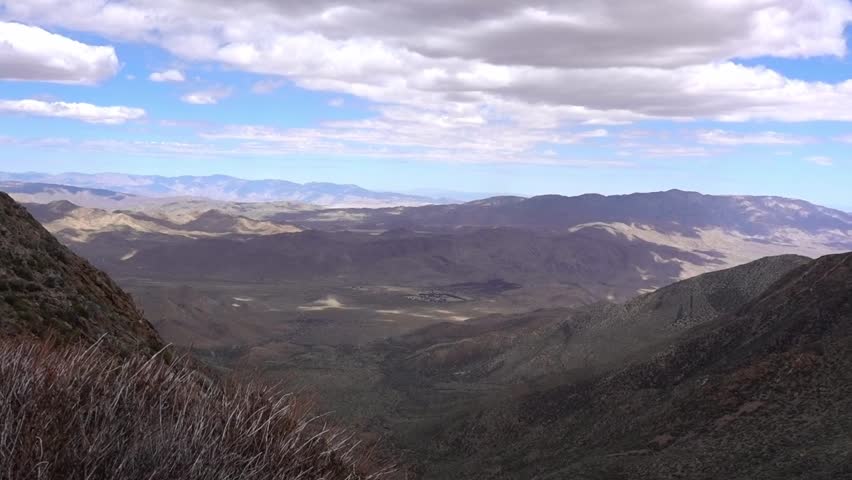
[0,192,163,355]
[428,252,852,479]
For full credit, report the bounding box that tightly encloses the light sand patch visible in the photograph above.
[298,296,355,311]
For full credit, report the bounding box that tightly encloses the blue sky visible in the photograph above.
[1,1,851,209]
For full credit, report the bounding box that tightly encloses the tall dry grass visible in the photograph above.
[0,340,394,479]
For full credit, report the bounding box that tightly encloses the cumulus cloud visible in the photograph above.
[181,87,232,105]
[0,21,118,84]
[149,69,185,82]
[0,99,145,124]
[4,1,852,126]
[4,0,852,162]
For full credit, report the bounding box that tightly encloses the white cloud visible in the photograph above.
[697,129,810,145]
[5,0,852,164]
[0,99,145,124]
[805,155,833,166]
[328,97,345,107]
[0,21,117,84]
[180,87,232,105]
[149,69,185,82]
[4,1,852,124]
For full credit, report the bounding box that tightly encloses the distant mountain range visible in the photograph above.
[273,189,852,277]
[0,172,452,207]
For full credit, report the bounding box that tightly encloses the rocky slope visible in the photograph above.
[424,252,852,479]
[0,193,164,355]
[389,254,812,385]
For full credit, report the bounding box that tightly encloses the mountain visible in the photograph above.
[23,201,301,243]
[274,189,851,277]
[0,192,164,355]
[388,254,812,385]
[415,252,852,479]
[0,172,440,207]
[276,189,851,235]
[1,181,153,209]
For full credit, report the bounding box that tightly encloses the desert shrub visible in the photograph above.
[0,340,394,480]
[11,263,35,282]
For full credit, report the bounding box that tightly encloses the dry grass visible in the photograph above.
[0,339,394,480]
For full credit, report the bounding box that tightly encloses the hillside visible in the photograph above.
[24,201,301,242]
[387,254,812,385]
[424,252,852,479]
[0,192,163,355]
[0,193,394,480]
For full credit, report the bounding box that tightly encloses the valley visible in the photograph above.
[6,5,852,479]
[8,180,852,478]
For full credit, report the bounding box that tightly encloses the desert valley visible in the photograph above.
[2,174,851,478]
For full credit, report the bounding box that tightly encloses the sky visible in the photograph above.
[0,1,851,209]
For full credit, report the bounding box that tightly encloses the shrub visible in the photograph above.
[0,340,394,480]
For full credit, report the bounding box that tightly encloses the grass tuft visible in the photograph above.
[0,340,394,480]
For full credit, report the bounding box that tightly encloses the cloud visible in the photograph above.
[6,0,852,165]
[806,155,833,166]
[697,129,810,146]
[180,87,232,105]
[0,132,632,167]
[251,79,285,94]
[0,99,145,124]
[4,1,852,125]
[0,21,118,84]
[328,97,345,107]
[200,108,611,165]
[640,146,711,158]
[149,69,185,82]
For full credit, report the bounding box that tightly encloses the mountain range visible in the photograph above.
[0,172,447,207]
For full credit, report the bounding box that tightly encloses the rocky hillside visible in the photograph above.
[388,254,812,384]
[425,252,852,479]
[0,193,164,355]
